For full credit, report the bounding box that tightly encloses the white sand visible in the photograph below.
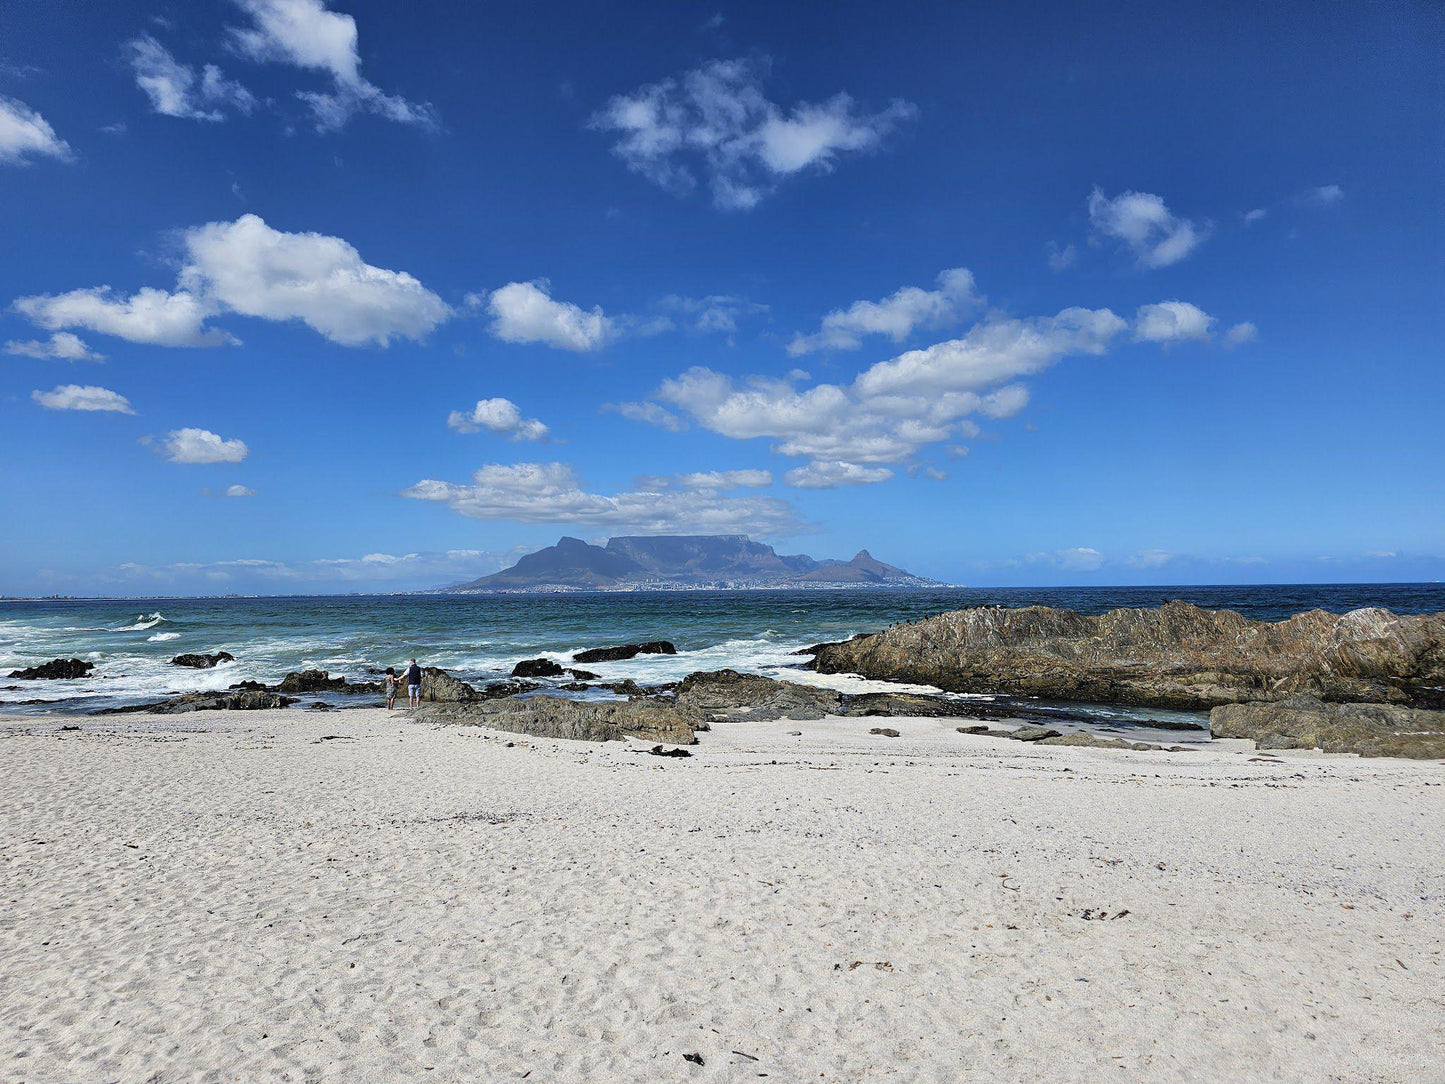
[2,708,1442,1083]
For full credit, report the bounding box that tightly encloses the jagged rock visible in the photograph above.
[511,658,564,678]
[278,669,348,693]
[476,679,541,699]
[9,658,93,680]
[228,679,269,691]
[813,601,1445,710]
[675,669,841,722]
[93,690,296,714]
[170,652,234,669]
[417,694,698,744]
[567,668,599,681]
[420,667,478,703]
[572,641,677,664]
[599,679,646,697]
[1210,694,1445,759]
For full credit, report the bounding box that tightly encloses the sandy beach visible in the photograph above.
[3,707,1442,1083]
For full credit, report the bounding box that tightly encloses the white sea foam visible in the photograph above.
[114,613,167,632]
[147,632,181,642]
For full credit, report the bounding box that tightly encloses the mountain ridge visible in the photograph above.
[440,535,941,593]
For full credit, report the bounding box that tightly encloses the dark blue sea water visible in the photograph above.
[3,584,1441,719]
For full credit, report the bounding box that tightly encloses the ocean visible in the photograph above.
[3,584,1442,727]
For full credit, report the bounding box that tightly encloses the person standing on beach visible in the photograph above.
[403,658,423,708]
[383,667,398,710]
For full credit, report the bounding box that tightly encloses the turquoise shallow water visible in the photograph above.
[2,584,1441,722]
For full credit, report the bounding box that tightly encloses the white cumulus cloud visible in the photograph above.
[3,332,104,360]
[784,460,894,489]
[1088,187,1207,268]
[787,268,980,355]
[16,215,449,348]
[652,305,1124,469]
[224,484,256,497]
[590,58,915,210]
[447,397,549,440]
[14,286,233,348]
[31,384,135,413]
[126,34,255,121]
[228,0,436,132]
[482,281,614,352]
[402,461,804,536]
[1133,301,1215,344]
[179,213,450,346]
[0,95,72,165]
[159,427,249,464]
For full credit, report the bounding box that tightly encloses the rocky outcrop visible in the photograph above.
[171,652,234,669]
[675,669,840,722]
[418,695,698,744]
[9,658,94,680]
[511,658,564,678]
[420,667,478,703]
[811,602,1445,710]
[1210,695,1445,759]
[278,669,348,693]
[93,690,296,714]
[572,641,677,664]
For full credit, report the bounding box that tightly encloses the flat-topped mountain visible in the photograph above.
[442,534,939,593]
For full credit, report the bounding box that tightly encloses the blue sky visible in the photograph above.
[1,0,1441,595]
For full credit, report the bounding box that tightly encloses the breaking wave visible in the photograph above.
[114,613,167,632]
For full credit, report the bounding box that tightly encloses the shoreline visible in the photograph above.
[3,707,1442,1081]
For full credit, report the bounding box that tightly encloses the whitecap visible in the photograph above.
[148,632,181,642]
[114,612,167,632]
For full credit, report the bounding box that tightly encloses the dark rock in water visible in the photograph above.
[93,690,296,714]
[170,652,234,669]
[417,694,698,744]
[557,682,591,692]
[278,669,348,693]
[1210,694,1445,759]
[308,701,333,710]
[840,692,971,718]
[511,658,564,678]
[812,601,1445,710]
[477,679,541,699]
[229,679,269,692]
[567,668,599,681]
[676,669,840,722]
[420,667,479,703]
[573,641,677,664]
[341,680,383,695]
[869,727,901,737]
[599,679,646,697]
[9,658,93,680]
